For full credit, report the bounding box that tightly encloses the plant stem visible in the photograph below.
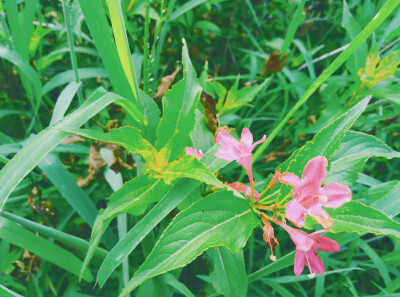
[62,0,84,105]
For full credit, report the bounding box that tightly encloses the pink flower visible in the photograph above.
[215,127,266,183]
[227,181,260,201]
[280,156,351,229]
[185,147,203,159]
[277,221,340,277]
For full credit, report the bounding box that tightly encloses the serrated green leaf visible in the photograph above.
[326,201,400,238]
[119,190,259,296]
[156,39,202,161]
[96,145,230,287]
[80,175,170,279]
[326,131,400,186]
[60,126,156,161]
[210,247,247,297]
[148,155,225,187]
[272,97,370,201]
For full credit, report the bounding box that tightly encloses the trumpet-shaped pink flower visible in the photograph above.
[277,221,340,277]
[215,127,266,183]
[227,181,260,201]
[280,156,351,229]
[185,147,203,159]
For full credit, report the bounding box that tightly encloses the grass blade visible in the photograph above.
[0,88,123,210]
[0,211,107,261]
[280,0,306,58]
[50,81,81,125]
[253,0,400,161]
[107,0,140,106]
[0,217,93,282]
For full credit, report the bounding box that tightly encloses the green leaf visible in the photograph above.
[341,0,367,76]
[370,181,400,218]
[107,0,140,105]
[273,97,370,201]
[220,78,271,115]
[119,190,259,296]
[280,0,306,58]
[139,90,161,145]
[60,126,156,160]
[164,274,195,297]
[96,145,230,287]
[0,45,42,111]
[145,155,225,187]
[0,211,107,261]
[210,247,248,297]
[42,67,108,95]
[168,0,208,21]
[50,81,82,125]
[0,88,123,210]
[78,0,134,101]
[156,39,202,161]
[0,217,93,282]
[80,175,170,280]
[326,131,400,186]
[323,201,400,238]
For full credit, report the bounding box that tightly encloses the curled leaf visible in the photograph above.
[154,67,181,103]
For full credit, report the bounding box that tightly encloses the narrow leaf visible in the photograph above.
[210,247,248,297]
[0,88,123,210]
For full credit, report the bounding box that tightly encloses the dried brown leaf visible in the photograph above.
[261,50,288,76]
[154,67,181,103]
[200,91,219,133]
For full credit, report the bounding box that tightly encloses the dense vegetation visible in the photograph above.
[0,0,400,296]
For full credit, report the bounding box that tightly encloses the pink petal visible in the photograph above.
[227,182,260,200]
[313,236,340,253]
[238,154,253,178]
[320,183,351,208]
[294,251,306,276]
[251,134,266,151]
[301,156,328,191]
[215,132,242,156]
[276,221,314,252]
[279,172,301,189]
[305,249,325,275]
[186,147,198,156]
[240,128,253,146]
[286,200,307,228]
[308,204,332,229]
[215,150,238,161]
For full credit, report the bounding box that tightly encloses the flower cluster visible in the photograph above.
[187,127,351,278]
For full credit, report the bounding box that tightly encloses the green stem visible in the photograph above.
[62,0,83,105]
[253,0,400,162]
[143,0,151,95]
